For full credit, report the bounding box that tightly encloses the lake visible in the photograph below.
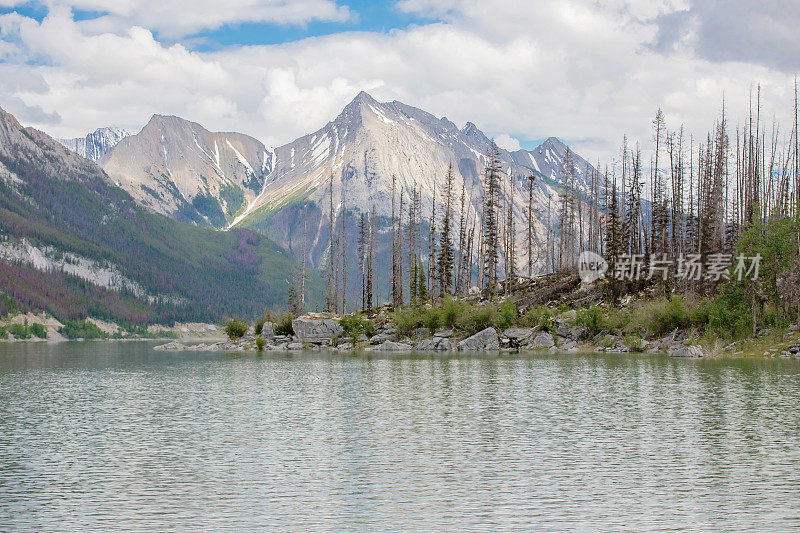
[1,341,799,531]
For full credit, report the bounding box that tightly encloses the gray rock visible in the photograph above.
[668,344,704,358]
[457,327,500,351]
[335,342,354,352]
[371,341,413,351]
[530,332,555,348]
[788,344,799,354]
[416,336,453,351]
[259,322,275,338]
[291,317,343,343]
[560,339,577,351]
[411,327,431,339]
[370,332,399,344]
[434,329,454,338]
[502,327,533,347]
[556,309,576,322]
[154,341,187,351]
[286,342,303,351]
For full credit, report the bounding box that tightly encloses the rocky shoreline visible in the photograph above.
[153,314,800,358]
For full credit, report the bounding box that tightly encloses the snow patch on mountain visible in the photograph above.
[58,127,130,161]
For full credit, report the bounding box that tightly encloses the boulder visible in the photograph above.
[787,344,800,354]
[556,309,576,322]
[557,325,587,341]
[457,327,500,351]
[410,327,431,339]
[370,332,399,344]
[371,341,413,351]
[529,332,555,349]
[502,327,533,347]
[154,341,187,351]
[291,317,343,344]
[668,344,704,358]
[259,322,275,338]
[286,342,303,351]
[560,339,577,351]
[416,336,453,351]
[434,329,454,338]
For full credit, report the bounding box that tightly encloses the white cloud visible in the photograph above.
[0,0,796,165]
[2,1,351,38]
[493,133,520,152]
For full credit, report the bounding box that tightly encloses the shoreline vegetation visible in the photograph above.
[154,271,800,358]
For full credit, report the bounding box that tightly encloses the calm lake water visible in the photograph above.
[1,341,800,532]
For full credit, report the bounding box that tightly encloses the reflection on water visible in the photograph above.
[1,342,799,531]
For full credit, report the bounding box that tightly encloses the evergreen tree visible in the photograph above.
[482,141,502,288]
[437,164,455,296]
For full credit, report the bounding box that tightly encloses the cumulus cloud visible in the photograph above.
[0,0,796,164]
[493,133,520,152]
[2,95,61,123]
[649,0,800,72]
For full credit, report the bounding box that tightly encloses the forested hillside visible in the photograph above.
[0,106,324,325]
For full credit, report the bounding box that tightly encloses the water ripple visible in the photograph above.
[1,342,799,531]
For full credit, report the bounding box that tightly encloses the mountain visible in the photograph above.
[230,91,599,301]
[0,106,323,325]
[99,115,272,228]
[511,136,596,193]
[58,126,130,161]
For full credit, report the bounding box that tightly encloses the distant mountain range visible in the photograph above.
[58,127,130,161]
[0,106,323,324]
[51,91,599,305]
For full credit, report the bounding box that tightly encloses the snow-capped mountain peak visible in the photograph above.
[58,126,130,161]
[98,114,272,228]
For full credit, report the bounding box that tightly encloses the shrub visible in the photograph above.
[646,297,690,336]
[689,298,712,329]
[707,286,753,341]
[29,323,47,338]
[520,305,555,332]
[625,334,644,353]
[604,307,632,335]
[422,309,441,333]
[9,323,31,339]
[576,305,604,336]
[224,317,248,340]
[59,320,108,340]
[340,315,375,344]
[494,299,517,330]
[392,306,424,337]
[255,336,266,351]
[439,296,466,329]
[274,313,295,336]
[0,325,6,339]
[458,305,495,336]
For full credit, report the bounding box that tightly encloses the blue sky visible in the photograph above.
[190,1,439,50]
[1,1,440,49]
